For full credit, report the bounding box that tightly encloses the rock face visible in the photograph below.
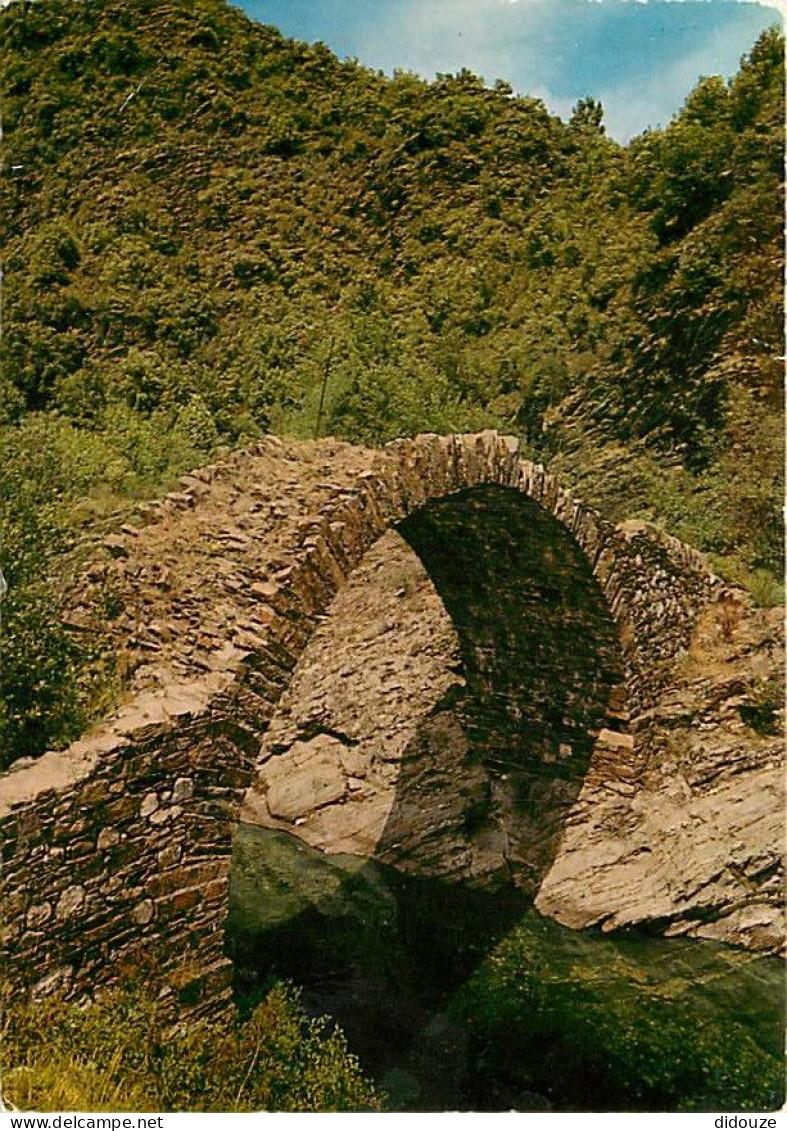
[536,601,784,951]
[242,529,466,860]
[0,431,780,1018]
[243,486,626,898]
[243,523,785,953]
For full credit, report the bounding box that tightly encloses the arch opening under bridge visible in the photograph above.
[0,432,722,1017]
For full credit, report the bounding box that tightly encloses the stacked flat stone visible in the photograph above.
[0,431,778,1019]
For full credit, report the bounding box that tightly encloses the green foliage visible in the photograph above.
[738,672,784,736]
[570,96,605,134]
[0,0,782,754]
[0,409,219,767]
[0,575,87,766]
[1,982,383,1113]
[451,920,784,1112]
[0,422,85,763]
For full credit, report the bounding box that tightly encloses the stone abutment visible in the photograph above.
[0,432,780,1018]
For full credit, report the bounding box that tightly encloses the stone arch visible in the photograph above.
[238,481,629,896]
[0,432,723,1017]
[228,430,713,734]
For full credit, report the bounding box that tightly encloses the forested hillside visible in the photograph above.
[0,0,783,765]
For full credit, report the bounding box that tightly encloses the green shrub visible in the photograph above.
[738,672,784,735]
[2,982,383,1113]
[450,920,784,1112]
[0,406,224,764]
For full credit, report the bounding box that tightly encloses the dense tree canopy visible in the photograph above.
[0,0,783,763]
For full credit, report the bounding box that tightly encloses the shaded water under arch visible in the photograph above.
[225,484,783,1111]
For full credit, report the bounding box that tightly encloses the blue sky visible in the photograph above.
[235,0,783,141]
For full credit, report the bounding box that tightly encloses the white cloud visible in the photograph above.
[336,0,781,142]
[350,0,555,86]
[592,9,781,139]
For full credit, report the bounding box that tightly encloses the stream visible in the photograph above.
[226,823,785,1113]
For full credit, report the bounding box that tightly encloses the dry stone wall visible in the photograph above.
[0,703,262,1017]
[1,430,764,1015]
[242,509,626,897]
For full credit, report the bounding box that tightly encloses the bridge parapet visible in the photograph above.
[1,431,753,1015]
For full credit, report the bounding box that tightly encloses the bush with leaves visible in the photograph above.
[2,982,383,1113]
[0,0,782,761]
[0,408,224,767]
[451,918,784,1112]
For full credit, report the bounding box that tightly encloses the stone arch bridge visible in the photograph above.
[1,433,782,1016]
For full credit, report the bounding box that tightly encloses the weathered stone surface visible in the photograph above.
[33,967,73,1000]
[140,792,159,818]
[97,828,120,850]
[131,899,155,925]
[0,431,779,1021]
[172,777,194,802]
[242,530,462,855]
[263,743,348,821]
[536,602,785,951]
[26,901,52,928]
[55,885,85,921]
[158,843,182,869]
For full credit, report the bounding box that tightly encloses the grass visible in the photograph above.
[1,981,383,1113]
